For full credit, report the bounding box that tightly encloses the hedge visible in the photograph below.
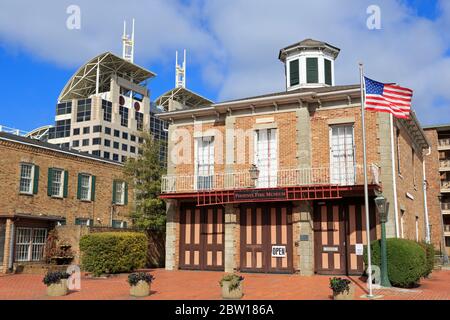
[419,241,435,278]
[364,238,427,288]
[79,232,148,276]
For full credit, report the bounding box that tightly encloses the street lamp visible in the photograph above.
[374,194,391,287]
[249,164,260,187]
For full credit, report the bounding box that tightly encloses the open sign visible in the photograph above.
[271,246,286,257]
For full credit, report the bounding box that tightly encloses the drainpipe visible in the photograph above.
[423,147,431,243]
[8,221,15,270]
[390,115,400,238]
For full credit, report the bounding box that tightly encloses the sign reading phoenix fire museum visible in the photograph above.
[234,188,287,201]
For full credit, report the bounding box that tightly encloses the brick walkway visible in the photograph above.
[0,269,448,300]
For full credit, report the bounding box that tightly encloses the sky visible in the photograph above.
[0,0,449,131]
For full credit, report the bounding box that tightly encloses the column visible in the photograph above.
[224,204,238,273]
[296,201,314,276]
[165,200,179,270]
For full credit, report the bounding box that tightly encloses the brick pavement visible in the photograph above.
[0,269,448,300]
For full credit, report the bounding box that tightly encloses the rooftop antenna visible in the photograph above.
[122,18,135,63]
[175,49,186,88]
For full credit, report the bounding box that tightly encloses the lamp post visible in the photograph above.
[374,194,391,287]
[249,164,260,188]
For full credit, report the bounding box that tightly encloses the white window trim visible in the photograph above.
[19,163,35,195]
[115,181,126,205]
[51,169,65,198]
[80,174,92,201]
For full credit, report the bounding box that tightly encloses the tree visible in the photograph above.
[123,131,166,230]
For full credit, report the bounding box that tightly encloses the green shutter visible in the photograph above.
[89,219,94,227]
[306,58,318,83]
[75,218,81,225]
[324,59,332,85]
[33,165,40,194]
[124,182,128,205]
[289,59,299,86]
[112,180,117,204]
[90,175,96,201]
[47,168,54,196]
[63,170,69,198]
[77,174,82,200]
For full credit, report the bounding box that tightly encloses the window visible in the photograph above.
[104,139,111,147]
[56,102,72,115]
[49,119,71,139]
[113,180,128,205]
[113,141,119,149]
[104,151,110,159]
[76,99,92,122]
[75,218,93,226]
[73,128,80,135]
[396,128,401,175]
[122,132,128,140]
[306,57,318,83]
[61,143,70,149]
[130,146,136,153]
[19,163,37,194]
[113,154,119,161]
[92,150,100,156]
[105,127,111,135]
[83,127,90,134]
[120,106,129,127]
[195,136,215,190]
[122,144,128,152]
[254,129,278,188]
[93,138,101,145]
[48,168,67,198]
[102,100,112,122]
[136,112,144,131]
[114,129,120,137]
[112,220,127,229]
[72,140,79,148]
[138,137,144,144]
[121,156,127,162]
[77,174,95,201]
[400,210,405,238]
[15,228,47,262]
[82,139,89,146]
[93,125,102,133]
[131,135,136,142]
[415,216,419,242]
[330,125,355,185]
[324,59,332,85]
[289,59,299,86]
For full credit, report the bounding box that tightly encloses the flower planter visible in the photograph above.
[221,280,243,299]
[47,279,68,297]
[130,280,150,297]
[332,283,355,300]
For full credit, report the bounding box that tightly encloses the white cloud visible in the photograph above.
[0,0,449,124]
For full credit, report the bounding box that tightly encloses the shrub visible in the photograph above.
[219,274,244,292]
[79,232,148,276]
[329,277,351,295]
[43,271,70,286]
[128,272,155,286]
[364,238,427,288]
[419,241,435,278]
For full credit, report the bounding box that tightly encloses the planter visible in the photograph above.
[221,280,243,299]
[332,283,355,300]
[47,279,68,297]
[130,280,150,297]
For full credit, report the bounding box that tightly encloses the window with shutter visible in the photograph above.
[324,59,332,85]
[33,165,39,194]
[306,58,318,83]
[289,59,299,86]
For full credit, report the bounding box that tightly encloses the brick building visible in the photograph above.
[424,124,450,256]
[0,132,132,273]
[158,39,431,275]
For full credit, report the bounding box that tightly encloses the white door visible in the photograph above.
[330,125,355,185]
[254,128,277,188]
[195,136,214,190]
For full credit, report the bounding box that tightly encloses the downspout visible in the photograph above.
[390,114,400,238]
[423,147,431,243]
[8,221,15,270]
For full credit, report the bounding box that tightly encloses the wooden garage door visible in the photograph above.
[313,199,377,275]
[240,204,293,273]
[179,205,224,271]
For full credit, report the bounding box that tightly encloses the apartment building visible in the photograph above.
[158,39,431,276]
[0,132,132,273]
[424,124,450,256]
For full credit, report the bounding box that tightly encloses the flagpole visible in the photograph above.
[359,63,374,298]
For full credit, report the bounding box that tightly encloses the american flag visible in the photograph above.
[364,77,412,119]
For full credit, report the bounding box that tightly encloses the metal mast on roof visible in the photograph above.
[175,49,186,88]
[122,19,135,63]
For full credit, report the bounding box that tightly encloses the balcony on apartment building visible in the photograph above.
[444,224,450,236]
[442,201,450,215]
[161,164,380,194]
[440,159,450,172]
[442,180,450,193]
[438,138,450,151]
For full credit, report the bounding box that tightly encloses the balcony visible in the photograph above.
[441,181,450,193]
[161,164,380,194]
[444,225,450,236]
[440,159,450,172]
[438,138,450,151]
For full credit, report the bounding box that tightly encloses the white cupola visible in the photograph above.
[278,39,340,91]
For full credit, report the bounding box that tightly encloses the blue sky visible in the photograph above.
[0,0,449,131]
